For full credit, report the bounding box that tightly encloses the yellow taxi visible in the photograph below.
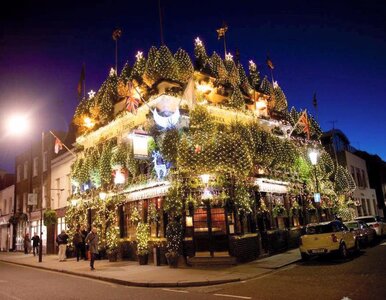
[299,220,359,260]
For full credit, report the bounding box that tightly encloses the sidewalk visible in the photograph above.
[0,249,301,288]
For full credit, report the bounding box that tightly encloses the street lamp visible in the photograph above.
[7,116,46,263]
[308,148,320,197]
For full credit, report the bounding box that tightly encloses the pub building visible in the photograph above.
[67,41,340,265]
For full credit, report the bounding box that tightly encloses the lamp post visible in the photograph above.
[308,149,319,194]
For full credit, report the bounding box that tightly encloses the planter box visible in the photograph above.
[229,233,260,262]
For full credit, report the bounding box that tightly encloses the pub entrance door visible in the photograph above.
[193,204,228,256]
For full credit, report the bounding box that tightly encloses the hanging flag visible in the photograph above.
[54,137,64,154]
[266,56,274,70]
[216,22,228,40]
[313,92,317,109]
[77,64,85,100]
[120,81,139,114]
[298,110,310,139]
[112,28,122,41]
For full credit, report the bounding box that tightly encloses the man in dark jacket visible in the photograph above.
[73,227,83,262]
[56,230,69,262]
[31,232,40,256]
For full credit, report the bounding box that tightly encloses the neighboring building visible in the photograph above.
[321,129,379,217]
[13,132,65,253]
[0,169,15,190]
[0,185,14,251]
[50,150,75,248]
[355,151,386,217]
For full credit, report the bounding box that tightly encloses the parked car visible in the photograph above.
[354,216,386,237]
[344,221,377,247]
[299,220,359,260]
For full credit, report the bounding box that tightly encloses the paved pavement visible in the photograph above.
[0,248,301,288]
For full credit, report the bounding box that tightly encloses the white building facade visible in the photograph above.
[0,185,14,251]
[50,151,75,237]
[345,151,378,217]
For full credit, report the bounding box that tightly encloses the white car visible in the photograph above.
[355,216,386,236]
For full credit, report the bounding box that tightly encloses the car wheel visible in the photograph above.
[339,243,348,259]
[301,252,310,261]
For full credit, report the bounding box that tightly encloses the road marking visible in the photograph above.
[214,293,252,299]
[162,288,189,293]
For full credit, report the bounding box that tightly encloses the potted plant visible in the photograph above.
[136,222,150,265]
[165,221,183,268]
[43,209,58,226]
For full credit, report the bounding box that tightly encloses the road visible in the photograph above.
[0,242,385,300]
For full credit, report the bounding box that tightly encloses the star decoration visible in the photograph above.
[273,81,279,89]
[88,90,95,99]
[195,37,202,46]
[109,67,116,77]
[225,52,233,61]
[249,60,256,70]
[135,51,143,61]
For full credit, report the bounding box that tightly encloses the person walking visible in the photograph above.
[80,225,88,260]
[31,232,40,256]
[23,233,31,254]
[56,230,69,262]
[73,227,83,262]
[85,227,98,270]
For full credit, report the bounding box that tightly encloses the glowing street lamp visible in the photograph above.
[308,149,319,166]
[200,174,211,185]
[6,115,29,136]
[308,148,320,199]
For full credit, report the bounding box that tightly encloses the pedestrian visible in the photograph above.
[85,227,98,270]
[56,230,69,262]
[80,225,88,260]
[73,226,83,262]
[24,233,31,254]
[31,232,40,256]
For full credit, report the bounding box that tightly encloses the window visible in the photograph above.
[2,198,6,215]
[17,165,22,182]
[57,217,66,235]
[43,151,48,172]
[23,161,28,180]
[56,178,61,208]
[33,157,39,177]
[351,166,356,185]
[361,170,367,188]
[355,168,361,187]
[23,193,27,213]
[42,185,47,208]
[66,174,71,196]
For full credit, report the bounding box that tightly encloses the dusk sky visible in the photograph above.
[0,0,385,173]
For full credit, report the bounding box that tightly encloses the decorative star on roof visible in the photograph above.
[249,60,256,70]
[88,90,95,99]
[135,51,143,61]
[195,37,202,46]
[225,52,233,61]
[273,80,279,89]
[109,67,116,77]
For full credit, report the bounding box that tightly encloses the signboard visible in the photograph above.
[27,193,38,206]
[314,193,321,203]
[127,185,170,202]
[132,134,150,158]
[254,178,289,194]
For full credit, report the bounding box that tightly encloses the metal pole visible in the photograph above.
[39,131,44,263]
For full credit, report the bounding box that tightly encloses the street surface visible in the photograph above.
[0,242,385,300]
